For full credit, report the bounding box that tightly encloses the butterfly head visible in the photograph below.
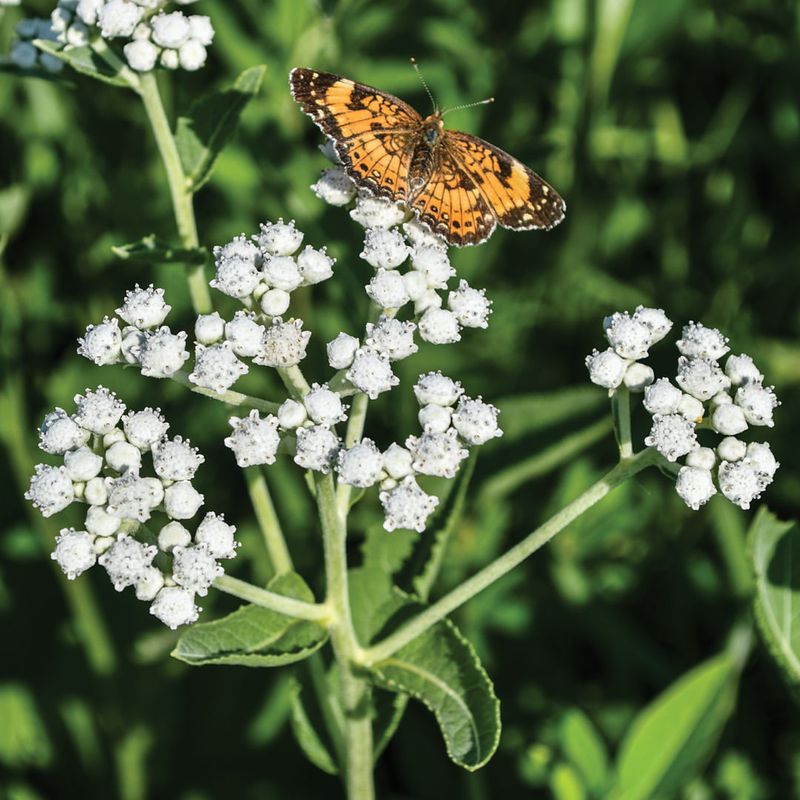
[422,114,445,144]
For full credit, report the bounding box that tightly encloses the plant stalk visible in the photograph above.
[244,467,293,575]
[213,574,330,621]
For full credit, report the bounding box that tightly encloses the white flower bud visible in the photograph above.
[51,529,96,579]
[103,429,126,448]
[172,543,222,596]
[149,586,199,629]
[413,371,463,407]
[304,384,346,427]
[152,436,204,481]
[73,387,126,434]
[677,393,705,422]
[151,10,190,47]
[337,439,383,488]
[263,255,303,292]
[711,404,748,436]
[195,312,225,345]
[643,378,682,416]
[121,327,147,364]
[746,442,779,479]
[84,477,108,506]
[99,534,157,591]
[26,465,74,517]
[366,268,410,309]
[383,443,414,479]
[677,322,729,360]
[710,390,733,408]
[718,460,765,510]
[85,505,121,537]
[277,399,307,430]
[346,348,398,399]
[407,429,468,479]
[139,327,190,378]
[163,481,204,520]
[411,246,454,289]
[254,318,310,368]
[414,289,443,315]
[604,312,653,360]
[403,270,429,302]
[294,425,341,473]
[189,342,248,394]
[158,521,192,553]
[717,437,747,462]
[448,280,492,328]
[213,234,262,269]
[78,317,123,365]
[195,512,238,559]
[365,317,417,361]
[311,168,356,206]
[724,353,763,387]
[135,567,165,601]
[452,397,503,445]
[224,410,281,467]
[256,219,304,256]
[105,440,143,474]
[623,362,655,392]
[350,193,406,229]
[187,14,214,45]
[124,38,159,71]
[39,408,89,455]
[644,414,698,462]
[106,473,164,522]
[178,39,206,71]
[403,219,447,251]
[686,447,716,471]
[122,408,169,451]
[327,332,359,369]
[222,311,264,358]
[360,228,409,269]
[418,404,452,434]
[380,477,439,532]
[632,306,673,343]
[675,466,717,511]
[585,348,626,389]
[260,289,292,317]
[297,246,335,284]
[76,0,104,26]
[210,256,261,299]
[418,308,461,344]
[676,356,731,401]
[98,0,143,38]
[734,383,778,427]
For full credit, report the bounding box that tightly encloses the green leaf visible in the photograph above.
[172,572,327,667]
[559,709,610,794]
[289,670,340,776]
[612,653,739,800]
[550,762,588,800]
[32,41,132,88]
[750,507,800,686]
[0,684,52,768]
[112,234,207,265]
[176,65,266,191]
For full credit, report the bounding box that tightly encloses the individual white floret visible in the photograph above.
[718,460,766,510]
[97,0,142,38]
[178,39,206,71]
[150,586,199,629]
[418,308,461,345]
[39,408,89,455]
[26,465,74,517]
[263,255,303,292]
[164,481,204,519]
[380,477,439,533]
[73,387,126,434]
[223,311,264,358]
[84,477,108,506]
[623,363,655,392]
[277,399,307,430]
[327,332,359,369]
[746,443,779,479]
[294,425,341,473]
[413,371,463,407]
[106,473,164,522]
[632,306,673,343]
[195,512,238,559]
[158,520,192,553]
[76,0,103,25]
[213,234,262,269]
[63,19,90,48]
[337,439,384,488]
[105,440,143,474]
[677,322,729,360]
[452,396,503,445]
[717,437,746,462]
[223,410,281,467]
[210,256,261,299]
[116,284,171,329]
[644,414,698,462]
[187,14,214,45]
[604,312,653,360]
[64,447,103,482]
[124,38,158,72]
[643,379,681,416]
[676,393,704,422]
[152,436,204,481]
[78,317,122,365]
[366,269,410,309]
[98,534,157,591]
[710,390,733,408]
[725,354,763,387]
[417,404,450,434]
[734,383,778,427]
[350,193,406,229]
[151,10,189,47]
[360,228,409,269]
[676,356,731,401]
[297,245,335,284]
[51,529,96,579]
[255,219,304,256]
[189,343,248,394]
[383,443,414,480]
[448,281,492,328]
[414,289,444,315]
[403,270,429,302]
[85,505,121,537]
[585,348,626,390]
[103,429,126,448]
[411,246,454,289]
[365,317,417,361]
[122,408,168,451]
[403,219,447,251]
[255,318,311,368]
[311,168,356,206]
[407,429,469,479]
[686,447,716,471]
[675,466,717,511]
[135,567,165,602]
[172,543,222,596]
[304,384,347,427]
[139,327,190,378]
[345,349,398,399]
[260,289,292,317]
[195,312,225,345]
[711,404,748,436]
[121,327,147,364]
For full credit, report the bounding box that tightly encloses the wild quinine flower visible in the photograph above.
[587,312,780,512]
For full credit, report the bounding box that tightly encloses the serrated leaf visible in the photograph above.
[32,41,132,88]
[112,234,207,265]
[172,572,327,667]
[750,507,800,687]
[176,65,266,191]
[611,653,739,800]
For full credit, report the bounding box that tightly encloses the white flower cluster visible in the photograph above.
[9,0,212,75]
[26,388,238,629]
[586,312,780,512]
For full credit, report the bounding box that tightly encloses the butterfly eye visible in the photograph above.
[425,128,438,144]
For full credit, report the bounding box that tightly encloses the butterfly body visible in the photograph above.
[290,68,565,246]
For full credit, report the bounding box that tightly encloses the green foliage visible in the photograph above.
[32,40,133,88]
[0,684,52,768]
[111,234,207,265]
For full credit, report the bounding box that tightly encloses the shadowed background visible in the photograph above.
[1,0,799,797]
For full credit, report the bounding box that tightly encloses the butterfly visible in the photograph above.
[289,67,566,247]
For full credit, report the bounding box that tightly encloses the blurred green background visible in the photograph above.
[1,0,799,797]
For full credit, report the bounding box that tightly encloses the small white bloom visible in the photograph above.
[122,408,169,451]
[327,332,359,369]
[366,268,410,309]
[350,193,406,229]
[675,466,717,511]
[255,318,311,368]
[106,473,164,522]
[734,383,778,427]
[418,404,452,434]
[195,512,238,559]
[407,429,469,479]
[210,256,261,299]
[411,246,454,289]
[346,348,398,399]
[746,442,779,479]
[256,219,304,256]
[164,481,204,520]
[98,534,157,591]
[380,477,439,533]
[403,270,429,302]
[135,567,165,602]
[76,0,104,25]
[718,460,765,510]
[260,289,292,317]
[604,312,652,360]
[414,289,444,316]
[413,371,463,407]
[263,255,303,292]
[676,393,704,422]
[448,281,492,329]
[187,14,214,45]
[178,38,206,70]
[152,436,204,481]
[725,353,763,387]
[158,520,192,553]
[39,408,89,455]
[26,465,74,517]
[632,306,673,343]
[78,317,122,365]
[452,396,503,445]
[73,387,126,434]
[711,404,748,436]
[360,228,409,269]
[105,440,143,474]
[224,410,281,467]
[189,342,248,394]
[150,586,199,629]
[623,362,655,392]
[686,447,716,471]
[195,312,225,345]
[132,22,152,40]
[311,168,356,206]
[297,245,335,284]
[644,414,698,462]
[161,48,179,70]
[103,429,126,448]
[64,19,90,47]
[124,39,159,71]
[121,327,147,364]
[677,322,729,360]
[710,390,733,408]
[223,311,264,358]
[294,425,341,473]
[213,234,262,269]
[717,437,747,462]
[643,378,682,415]
[277,399,307,430]
[139,327,190,378]
[365,317,417,361]
[403,219,447,251]
[172,543,222,596]
[676,356,731,401]
[383,443,414,479]
[585,348,626,390]
[337,439,383,488]
[51,529,96,579]
[418,308,461,345]
[85,505,121,537]
[84,477,108,506]
[98,0,143,38]
[304,384,346,427]
[151,10,190,47]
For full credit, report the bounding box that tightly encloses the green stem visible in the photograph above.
[278,365,312,399]
[336,391,370,515]
[213,575,330,622]
[244,467,293,575]
[169,369,280,413]
[363,448,661,665]
[138,71,211,314]
[612,386,633,459]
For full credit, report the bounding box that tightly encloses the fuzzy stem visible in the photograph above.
[169,369,280,413]
[213,575,330,621]
[362,447,661,665]
[612,386,634,459]
[244,467,293,575]
[278,365,312,399]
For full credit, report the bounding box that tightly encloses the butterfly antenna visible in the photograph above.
[441,97,495,117]
[410,57,437,113]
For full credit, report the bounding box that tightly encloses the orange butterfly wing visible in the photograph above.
[289,68,420,201]
[445,131,566,232]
